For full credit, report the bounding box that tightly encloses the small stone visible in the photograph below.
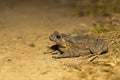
[29,43,35,47]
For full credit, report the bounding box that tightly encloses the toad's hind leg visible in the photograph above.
[87,39,108,62]
[52,53,71,59]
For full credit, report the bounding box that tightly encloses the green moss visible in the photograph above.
[75,0,120,16]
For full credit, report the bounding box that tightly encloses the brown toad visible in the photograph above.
[48,31,108,60]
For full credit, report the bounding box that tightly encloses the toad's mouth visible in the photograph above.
[49,36,54,41]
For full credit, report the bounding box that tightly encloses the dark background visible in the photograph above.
[0,0,120,16]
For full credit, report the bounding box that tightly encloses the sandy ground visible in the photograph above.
[0,3,120,80]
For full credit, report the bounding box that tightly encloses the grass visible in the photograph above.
[67,18,120,80]
[72,0,120,16]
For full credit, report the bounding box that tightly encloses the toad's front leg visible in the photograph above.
[52,50,80,59]
[44,45,60,54]
[52,52,71,59]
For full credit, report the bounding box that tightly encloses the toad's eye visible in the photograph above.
[56,35,61,39]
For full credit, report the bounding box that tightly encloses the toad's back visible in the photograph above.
[69,36,107,56]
